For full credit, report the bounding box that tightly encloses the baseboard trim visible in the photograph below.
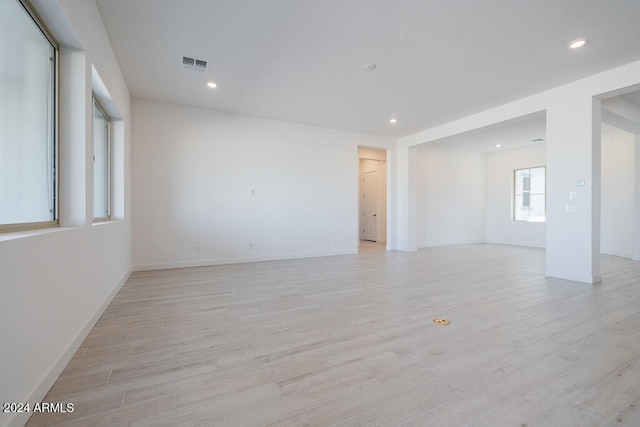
[134,249,359,272]
[6,269,132,427]
[417,240,485,249]
[483,239,546,249]
[544,269,602,284]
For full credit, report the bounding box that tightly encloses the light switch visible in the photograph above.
[566,204,577,213]
[576,178,586,186]
[569,192,578,200]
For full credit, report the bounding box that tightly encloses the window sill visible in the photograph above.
[0,219,124,242]
[92,218,122,227]
[0,225,70,243]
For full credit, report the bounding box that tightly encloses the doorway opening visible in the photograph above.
[358,147,387,246]
[599,86,640,261]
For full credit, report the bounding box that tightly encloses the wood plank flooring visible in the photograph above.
[26,243,640,426]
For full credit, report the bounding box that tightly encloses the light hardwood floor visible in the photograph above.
[27,243,640,426]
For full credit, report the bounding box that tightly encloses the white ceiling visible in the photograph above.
[621,91,640,106]
[95,0,640,139]
[428,111,546,153]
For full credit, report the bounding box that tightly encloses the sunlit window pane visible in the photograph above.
[0,0,57,228]
[93,99,110,220]
[514,167,545,222]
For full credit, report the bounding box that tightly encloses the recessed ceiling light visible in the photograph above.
[207,82,217,88]
[569,38,587,49]
[364,63,377,71]
[495,144,502,148]
[389,118,398,124]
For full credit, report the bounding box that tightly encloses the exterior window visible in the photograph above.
[514,166,545,222]
[0,0,57,232]
[93,98,110,220]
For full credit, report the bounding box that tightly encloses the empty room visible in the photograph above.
[3,0,640,426]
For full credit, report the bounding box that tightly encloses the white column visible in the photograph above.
[390,142,417,251]
[634,134,640,261]
[59,48,89,227]
[546,94,601,283]
[407,146,418,251]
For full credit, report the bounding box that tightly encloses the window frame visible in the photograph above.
[513,166,546,222]
[0,0,59,233]
[92,96,111,222]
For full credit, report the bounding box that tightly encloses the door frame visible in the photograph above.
[357,146,389,249]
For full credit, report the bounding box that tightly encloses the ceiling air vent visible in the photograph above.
[182,56,208,72]
[182,56,195,67]
[195,59,208,71]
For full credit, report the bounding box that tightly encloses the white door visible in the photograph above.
[363,171,377,241]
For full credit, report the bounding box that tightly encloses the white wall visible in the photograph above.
[486,144,546,247]
[0,1,132,426]
[635,134,640,261]
[398,60,640,283]
[132,98,393,270]
[601,128,635,258]
[415,145,486,247]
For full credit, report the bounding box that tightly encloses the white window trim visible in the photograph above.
[513,166,546,223]
[0,0,59,233]
[92,97,111,222]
